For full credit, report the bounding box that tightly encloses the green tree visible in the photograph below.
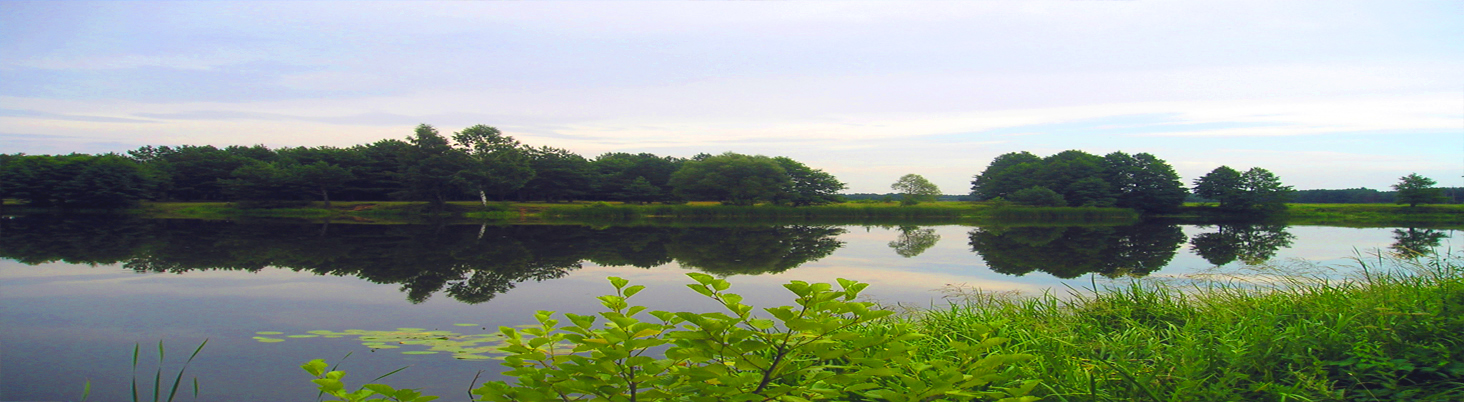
[395,124,469,209]
[1033,150,1111,206]
[452,124,535,205]
[669,153,790,206]
[891,173,941,206]
[54,154,153,208]
[772,156,845,206]
[1006,186,1066,207]
[287,161,354,207]
[1193,166,1293,213]
[971,151,1041,200]
[1392,173,1446,207]
[590,152,683,202]
[1104,152,1188,213]
[622,176,661,204]
[523,146,593,202]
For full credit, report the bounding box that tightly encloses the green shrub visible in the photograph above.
[471,274,1039,401]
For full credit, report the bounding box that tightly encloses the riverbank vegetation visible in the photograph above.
[893,253,1464,401]
[283,253,1461,401]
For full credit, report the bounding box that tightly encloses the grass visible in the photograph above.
[875,252,1464,401]
[1282,203,1464,227]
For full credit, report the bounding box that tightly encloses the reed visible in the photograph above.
[872,252,1464,401]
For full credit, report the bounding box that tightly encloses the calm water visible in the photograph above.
[0,216,1453,401]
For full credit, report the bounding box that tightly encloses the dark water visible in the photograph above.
[0,216,1453,401]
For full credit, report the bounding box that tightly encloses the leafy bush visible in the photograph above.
[1007,186,1066,207]
[473,274,1038,401]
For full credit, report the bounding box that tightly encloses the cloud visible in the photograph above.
[0,109,158,124]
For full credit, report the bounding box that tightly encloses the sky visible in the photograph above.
[1,1,1461,193]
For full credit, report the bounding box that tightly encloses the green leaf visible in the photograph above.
[624,285,646,298]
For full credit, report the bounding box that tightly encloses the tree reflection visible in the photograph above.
[667,226,846,276]
[1188,224,1295,265]
[967,223,1186,279]
[0,217,848,303]
[888,226,940,258]
[1390,228,1450,258]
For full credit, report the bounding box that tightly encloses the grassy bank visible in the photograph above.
[1281,203,1464,227]
[880,253,1464,401]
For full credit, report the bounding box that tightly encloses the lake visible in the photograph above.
[0,215,1454,401]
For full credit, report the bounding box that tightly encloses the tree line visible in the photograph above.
[0,124,846,209]
[970,150,1455,213]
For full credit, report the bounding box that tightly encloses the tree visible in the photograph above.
[395,124,469,209]
[971,151,1042,201]
[287,161,354,207]
[522,146,593,202]
[1007,186,1066,207]
[621,176,661,204]
[771,157,845,206]
[452,124,535,206]
[1193,166,1293,213]
[1104,152,1188,213]
[589,152,683,203]
[1392,173,1446,207]
[669,153,790,206]
[891,174,940,206]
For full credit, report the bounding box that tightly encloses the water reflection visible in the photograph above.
[966,223,1188,278]
[1188,224,1296,266]
[1391,228,1450,258]
[888,226,941,258]
[0,217,846,304]
[2,216,1344,303]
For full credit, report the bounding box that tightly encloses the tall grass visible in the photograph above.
[874,252,1464,401]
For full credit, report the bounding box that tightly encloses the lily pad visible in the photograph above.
[453,323,479,327]
[255,331,284,335]
[254,326,515,360]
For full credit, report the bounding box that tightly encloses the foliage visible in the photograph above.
[1005,186,1066,207]
[80,339,208,402]
[522,146,593,202]
[1,153,153,208]
[928,253,1464,401]
[669,152,791,206]
[772,156,846,206]
[891,173,942,206]
[396,124,469,209]
[970,150,1186,213]
[301,359,437,402]
[1103,152,1188,213]
[1193,166,1294,213]
[1393,173,1447,207]
[452,125,536,205]
[590,152,684,203]
[473,274,1038,402]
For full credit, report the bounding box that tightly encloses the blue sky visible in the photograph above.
[2,1,1460,193]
